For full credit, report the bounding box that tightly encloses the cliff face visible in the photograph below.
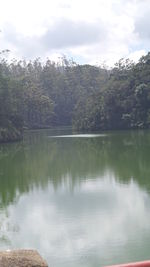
[0,250,48,267]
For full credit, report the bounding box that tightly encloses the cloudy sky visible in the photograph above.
[0,0,149,66]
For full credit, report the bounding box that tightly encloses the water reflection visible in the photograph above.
[0,129,150,266]
[1,129,150,205]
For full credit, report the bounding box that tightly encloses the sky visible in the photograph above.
[0,0,149,66]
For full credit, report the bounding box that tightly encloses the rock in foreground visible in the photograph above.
[0,250,48,267]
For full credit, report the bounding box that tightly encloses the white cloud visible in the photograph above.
[128,49,147,62]
[0,0,149,66]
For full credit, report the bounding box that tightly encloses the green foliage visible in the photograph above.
[73,54,150,131]
[1,52,150,142]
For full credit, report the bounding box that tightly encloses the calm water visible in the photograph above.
[0,128,150,267]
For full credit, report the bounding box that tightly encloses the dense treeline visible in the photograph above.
[73,54,150,131]
[0,52,150,142]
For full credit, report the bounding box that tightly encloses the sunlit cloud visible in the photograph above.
[0,0,149,66]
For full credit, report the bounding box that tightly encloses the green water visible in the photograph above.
[0,128,150,267]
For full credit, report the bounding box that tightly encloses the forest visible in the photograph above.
[0,52,150,142]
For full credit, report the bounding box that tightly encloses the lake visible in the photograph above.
[0,128,150,267]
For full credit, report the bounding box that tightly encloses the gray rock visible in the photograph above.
[0,249,48,267]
